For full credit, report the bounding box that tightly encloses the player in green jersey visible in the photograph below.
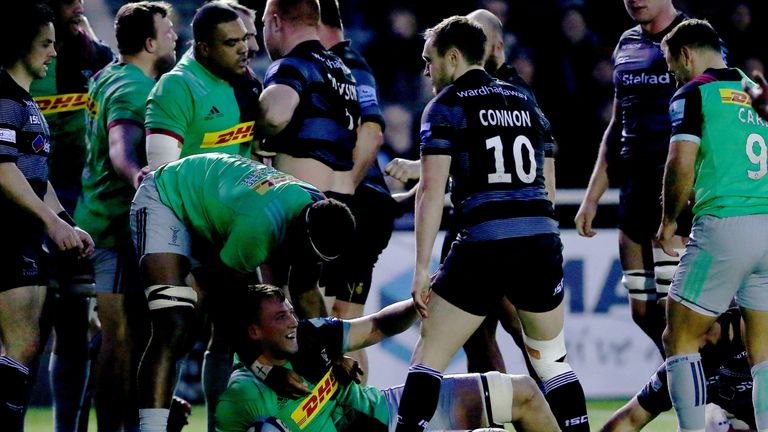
[73,3,177,430]
[214,285,558,432]
[144,3,255,170]
[656,19,768,432]
[130,153,355,432]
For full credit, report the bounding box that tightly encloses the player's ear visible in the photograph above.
[145,37,156,54]
[248,322,262,341]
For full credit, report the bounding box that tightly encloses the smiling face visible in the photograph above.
[250,297,299,361]
[25,23,57,80]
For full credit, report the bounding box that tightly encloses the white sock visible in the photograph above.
[139,408,169,432]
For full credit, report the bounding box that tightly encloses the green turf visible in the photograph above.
[24,400,678,431]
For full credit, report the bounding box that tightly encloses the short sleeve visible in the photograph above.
[350,68,384,128]
[669,87,703,145]
[264,58,310,95]
[420,99,463,156]
[145,73,193,142]
[0,99,25,163]
[106,79,154,129]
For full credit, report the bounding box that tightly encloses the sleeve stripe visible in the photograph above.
[146,128,183,144]
[107,119,144,131]
[670,133,701,144]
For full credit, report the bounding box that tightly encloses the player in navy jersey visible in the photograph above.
[259,0,362,318]
[575,0,688,353]
[600,308,755,431]
[393,16,588,432]
[315,0,397,382]
[0,3,94,428]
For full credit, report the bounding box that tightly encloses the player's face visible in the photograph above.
[206,19,249,79]
[24,24,57,80]
[235,11,260,65]
[262,2,281,61]
[57,0,85,35]
[253,298,299,360]
[152,13,177,76]
[664,49,691,85]
[624,0,669,25]
[422,38,451,95]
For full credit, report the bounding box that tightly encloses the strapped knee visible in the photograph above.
[145,285,197,310]
[653,248,683,298]
[622,270,656,301]
[522,328,571,381]
[483,371,514,426]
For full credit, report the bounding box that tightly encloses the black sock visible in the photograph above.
[0,356,31,430]
[543,370,589,431]
[395,364,442,432]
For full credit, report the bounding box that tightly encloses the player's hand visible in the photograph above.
[411,270,431,319]
[385,158,421,183]
[332,356,364,386]
[655,221,679,257]
[46,216,84,252]
[133,166,151,189]
[574,200,598,237]
[745,72,768,121]
[74,227,95,257]
[264,365,310,399]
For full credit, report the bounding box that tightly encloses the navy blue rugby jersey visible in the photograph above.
[263,40,361,171]
[0,71,51,226]
[612,14,685,164]
[329,40,389,196]
[420,69,557,242]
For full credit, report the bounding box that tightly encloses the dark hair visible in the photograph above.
[271,0,320,27]
[662,19,721,60]
[192,2,240,44]
[212,0,256,23]
[306,198,355,261]
[115,2,171,56]
[1,2,55,68]
[424,16,486,66]
[234,284,287,363]
[318,0,342,30]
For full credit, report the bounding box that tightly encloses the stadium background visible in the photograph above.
[26,0,766,429]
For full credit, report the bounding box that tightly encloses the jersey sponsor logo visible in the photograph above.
[620,72,671,86]
[86,98,99,117]
[358,84,377,106]
[29,115,41,125]
[670,99,685,127]
[200,121,255,148]
[33,93,89,114]
[0,128,16,143]
[204,105,223,120]
[31,134,49,153]
[720,89,751,107]
[290,367,338,429]
[457,85,528,100]
[252,175,292,195]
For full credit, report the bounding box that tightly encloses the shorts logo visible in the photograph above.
[720,89,751,107]
[553,279,564,296]
[200,121,255,148]
[31,134,49,153]
[169,226,180,246]
[34,93,89,114]
[290,368,338,429]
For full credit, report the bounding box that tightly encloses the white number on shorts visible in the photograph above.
[746,133,768,180]
[485,135,536,184]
